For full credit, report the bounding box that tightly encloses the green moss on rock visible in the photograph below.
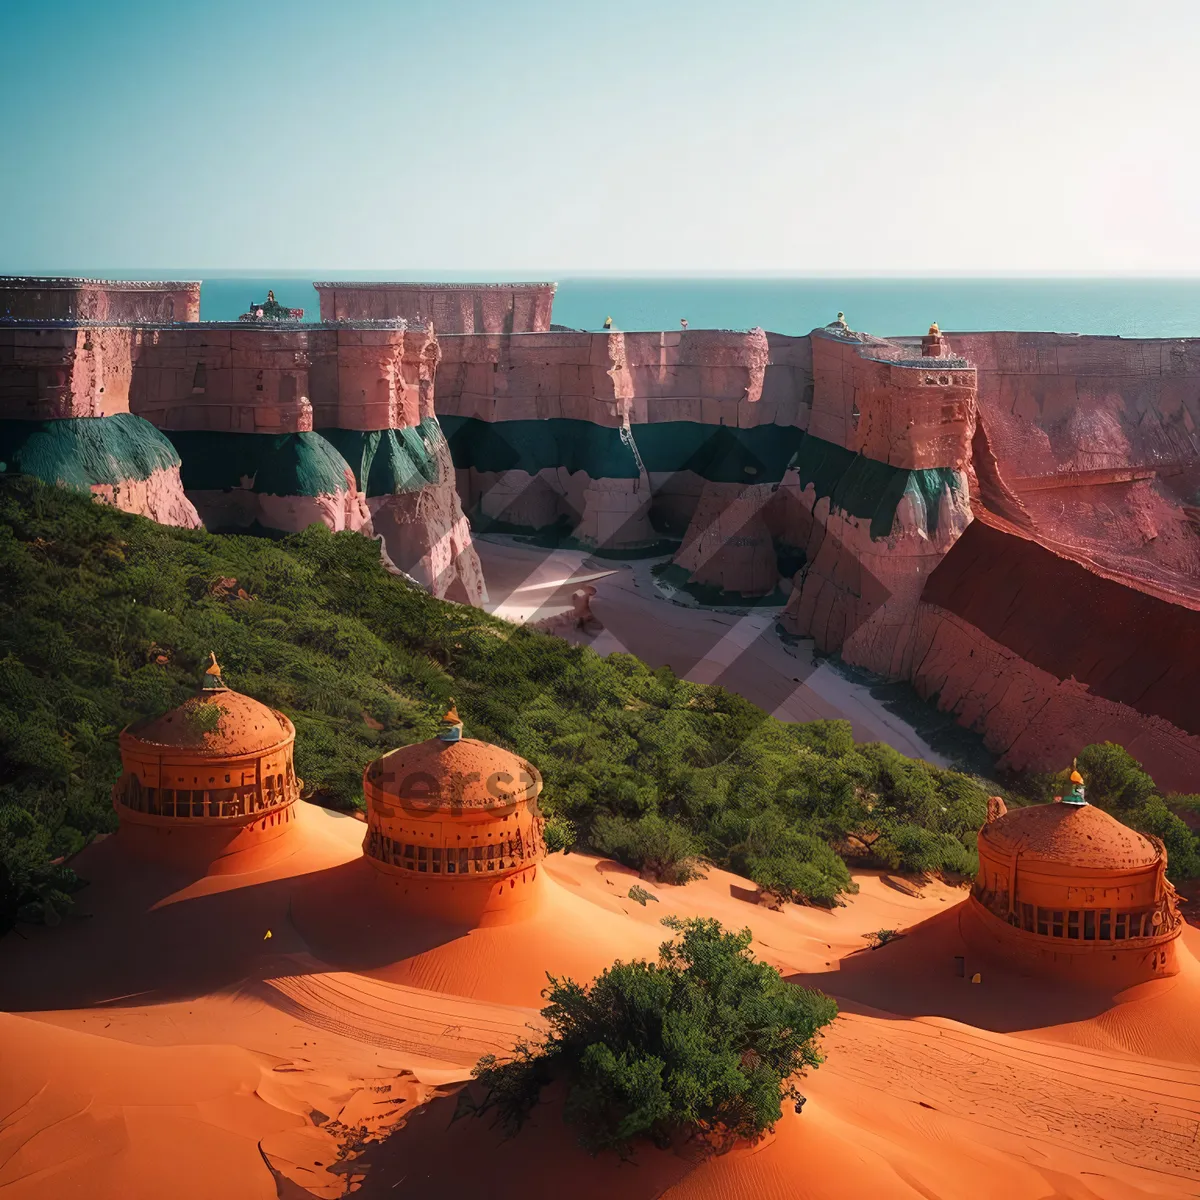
[166,431,354,497]
[787,434,961,540]
[319,419,442,497]
[0,414,181,492]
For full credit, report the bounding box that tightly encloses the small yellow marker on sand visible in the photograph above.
[263,930,273,940]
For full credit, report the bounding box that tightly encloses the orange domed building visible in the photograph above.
[362,705,546,919]
[965,777,1182,988]
[112,655,301,865]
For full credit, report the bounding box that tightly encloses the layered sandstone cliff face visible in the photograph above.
[0,309,484,603]
[901,332,1200,785]
[0,325,199,525]
[948,331,1200,590]
[913,515,1200,793]
[435,327,803,565]
[778,329,978,669]
[132,324,484,603]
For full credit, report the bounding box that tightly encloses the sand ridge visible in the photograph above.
[1,801,1197,1199]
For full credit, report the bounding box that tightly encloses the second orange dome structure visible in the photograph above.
[362,703,547,918]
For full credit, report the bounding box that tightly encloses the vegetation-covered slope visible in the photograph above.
[1,477,1195,930]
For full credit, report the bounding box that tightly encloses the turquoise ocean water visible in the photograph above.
[67,273,1200,338]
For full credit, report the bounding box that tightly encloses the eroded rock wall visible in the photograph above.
[947,330,1200,590]
[0,277,200,322]
[314,282,556,332]
[435,327,805,564]
[0,325,133,419]
[0,316,483,602]
[913,515,1200,790]
[778,330,978,660]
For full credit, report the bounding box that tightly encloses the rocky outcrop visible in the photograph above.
[777,436,972,674]
[947,331,1200,591]
[0,413,200,527]
[0,301,483,603]
[911,513,1200,788]
[777,329,978,669]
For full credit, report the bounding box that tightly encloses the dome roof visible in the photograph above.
[980,802,1160,872]
[123,687,293,758]
[366,736,541,811]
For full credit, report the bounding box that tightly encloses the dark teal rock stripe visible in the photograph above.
[164,423,443,499]
[0,413,180,491]
[437,416,807,483]
[788,435,961,540]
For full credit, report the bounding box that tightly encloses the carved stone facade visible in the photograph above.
[362,713,546,919]
[965,796,1182,987]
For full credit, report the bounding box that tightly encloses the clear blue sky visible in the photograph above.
[1,0,1196,274]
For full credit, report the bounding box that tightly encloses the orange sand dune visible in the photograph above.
[2,801,1198,1200]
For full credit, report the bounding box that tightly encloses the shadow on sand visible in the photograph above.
[0,835,480,1015]
[786,903,1133,1033]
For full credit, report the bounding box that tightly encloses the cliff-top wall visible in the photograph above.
[0,316,483,603]
[809,329,977,469]
[127,322,439,434]
[314,281,557,333]
[0,277,200,323]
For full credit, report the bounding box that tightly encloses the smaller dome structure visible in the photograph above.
[362,710,546,918]
[966,767,1182,987]
[112,655,301,863]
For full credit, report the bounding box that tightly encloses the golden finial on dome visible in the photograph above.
[200,651,228,691]
[438,699,463,742]
[1064,758,1087,805]
[928,321,941,336]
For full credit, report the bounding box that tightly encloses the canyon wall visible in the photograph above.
[778,328,977,670]
[4,274,1198,784]
[433,327,810,567]
[947,331,1200,591]
[0,313,483,603]
[895,331,1200,786]
[314,282,557,333]
[912,513,1200,793]
[0,277,200,323]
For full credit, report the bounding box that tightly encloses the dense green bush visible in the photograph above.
[469,917,838,1154]
[590,813,705,883]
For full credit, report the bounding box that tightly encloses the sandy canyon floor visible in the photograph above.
[1,800,1198,1200]
[474,536,946,763]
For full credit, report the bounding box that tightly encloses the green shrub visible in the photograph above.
[543,813,577,853]
[590,813,703,884]
[872,822,977,878]
[469,917,837,1154]
[1074,743,1157,811]
[1132,797,1200,884]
